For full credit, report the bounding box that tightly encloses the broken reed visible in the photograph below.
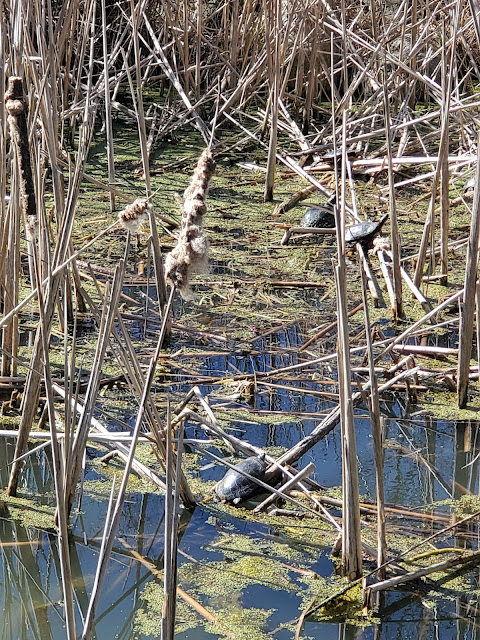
[2,0,480,632]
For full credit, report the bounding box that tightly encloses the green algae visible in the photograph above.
[205,607,275,640]
[135,528,332,639]
[135,580,200,637]
[426,385,480,420]
[0,491,56,531]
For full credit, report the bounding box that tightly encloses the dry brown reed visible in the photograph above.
[2,0,480,632]
[164,148,215,298]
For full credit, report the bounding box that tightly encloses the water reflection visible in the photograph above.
[3,319,480,638]
[0,436,179,639]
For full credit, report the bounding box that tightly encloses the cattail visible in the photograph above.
[5,77,37,232]
[118,198,151,233]
[165,149,215,299]
[25,214,39,241]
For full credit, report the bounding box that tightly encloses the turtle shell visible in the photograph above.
[300,206,335,229]
[214,454,267,505]
[345,214,388,248]
[464,177,475,193]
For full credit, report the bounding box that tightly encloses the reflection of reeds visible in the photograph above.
[0,520,54,640]
[164,148,215,299]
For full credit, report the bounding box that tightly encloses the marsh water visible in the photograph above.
[1,316,480,640]
[3,131,480,639]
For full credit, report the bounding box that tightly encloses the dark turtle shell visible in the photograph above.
[345,214,388,248]
[300,206,335,229]
[214,453,267,505]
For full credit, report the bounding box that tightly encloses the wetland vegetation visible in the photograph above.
[2,0,480,638]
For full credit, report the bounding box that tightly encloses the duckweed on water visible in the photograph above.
[135,581,200,637]
[299,582,374,625]
[434,493,480,518]
[136,529,337,638]
[180,553,287,600]
[85,456,164,496]
[207,530,315,568]
[426,385,480,421]
[205,607,275,640]
[0,492,56,530]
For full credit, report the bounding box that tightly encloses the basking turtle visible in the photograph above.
[345,213,388,249]
[464,176,475,194]
[214,453,267,505]
[300,206,335,229]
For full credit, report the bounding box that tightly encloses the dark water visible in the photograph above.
[2,310,480,639]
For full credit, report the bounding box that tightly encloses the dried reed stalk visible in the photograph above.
[125,7,169,325]
[81,287,176,639]
[101,0,116,212]
[5,77,37,236]
[32,248,76,640]
[0,190,19,377]
[2,77,36,377]
[382,64,402,318]
[64,261,126,516]
[161,408,183,640]
[457,138,480,407]
[8,0,99,496]
[359,259,387,578]
[334,16,362,580]
[264,0,280,202]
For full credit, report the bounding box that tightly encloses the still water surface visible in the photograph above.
[1,320,479,639]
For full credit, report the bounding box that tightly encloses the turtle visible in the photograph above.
[464,176,475,194]
[300,206,335,229]
[345,213,388,249]
[214,453,267,505]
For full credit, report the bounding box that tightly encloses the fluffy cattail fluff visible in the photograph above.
[25,214,39,241]
[164,148,215,299]
[118,198,151,233]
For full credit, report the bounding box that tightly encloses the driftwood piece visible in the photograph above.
[272,184,317,216]
[365,549,480,597]
[281,226,335,245]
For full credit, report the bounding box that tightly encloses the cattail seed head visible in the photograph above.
[25,214,39,241]
[118,198,151,233]
[6,99,24,117]
[164,149,215,298]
